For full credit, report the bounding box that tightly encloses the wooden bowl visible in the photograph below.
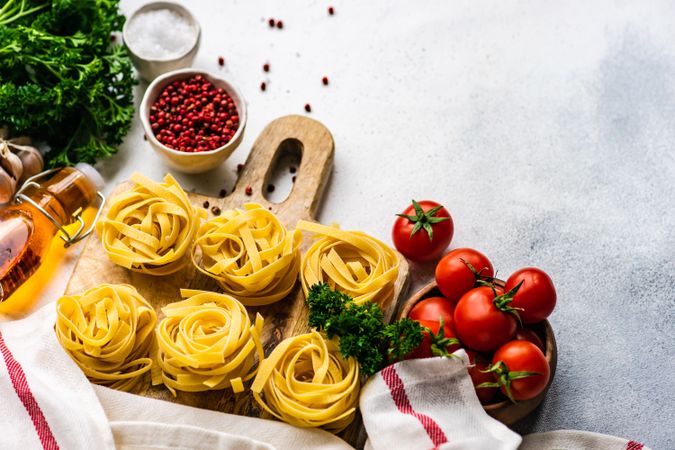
[397,280,557,425]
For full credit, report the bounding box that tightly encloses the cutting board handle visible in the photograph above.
[230,115,335,220]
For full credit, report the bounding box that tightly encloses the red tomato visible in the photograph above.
[454,286,516,352]
[466,349,498,404]
[491,340,550,401]
[435,248,494,302]
[409,297,455,326]
[392,200,453,262]
[515,327,545,353]
[407,319,460,359]
[505,267,556,323]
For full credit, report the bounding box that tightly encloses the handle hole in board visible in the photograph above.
[263,138,303,204]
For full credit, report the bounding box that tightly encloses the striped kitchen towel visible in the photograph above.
[359,352,651,450]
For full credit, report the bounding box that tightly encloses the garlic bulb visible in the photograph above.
[9,144,44,184]
[0,142,21,204]
[0,133,45,204]
[0,171,16,204]
[9,136,32,146]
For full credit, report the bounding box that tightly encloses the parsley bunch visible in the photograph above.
[0,0,135,166]
[307,283,424,377]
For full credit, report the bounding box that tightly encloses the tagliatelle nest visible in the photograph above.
[96,173,205,275]
[192,203,302,306]
[55,284,157,392]
[297,220,399,306]
[251,330,360,433]
[152,290,264,395]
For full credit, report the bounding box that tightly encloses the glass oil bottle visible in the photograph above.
[0,164,104,306]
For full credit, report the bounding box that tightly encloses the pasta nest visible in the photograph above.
[153,290,264,395]
[192,203,302,306]
[297,220,399,306]
[251,330,360,433]
[55,284,157,392]
[96,173,205,275]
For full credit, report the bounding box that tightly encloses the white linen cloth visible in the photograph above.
[0,303,651,450]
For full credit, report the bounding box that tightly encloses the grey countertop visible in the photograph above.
[35,0,675,448]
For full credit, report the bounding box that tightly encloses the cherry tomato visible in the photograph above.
[392,200,453,262]
[505,267,556,323]
[435,248,494,302]
[491,340,550,401]
[409,296,455,326]
[515,327,545,353]
[406,319,460,359]
[454,286,516,352]
[466,349,498,404]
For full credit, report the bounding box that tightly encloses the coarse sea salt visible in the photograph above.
[126,8,197,59]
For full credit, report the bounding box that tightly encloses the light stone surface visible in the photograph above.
[34,1,675,448]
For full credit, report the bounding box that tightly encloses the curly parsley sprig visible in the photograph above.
[0,0,136,165]
[307,283,425,377]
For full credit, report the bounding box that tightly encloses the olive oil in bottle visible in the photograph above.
[0,164,103,303]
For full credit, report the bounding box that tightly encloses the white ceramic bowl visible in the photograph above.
[140,68,247,174]
[123,2,201,81]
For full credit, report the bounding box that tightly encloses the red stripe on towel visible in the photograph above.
[381,365,448,448]
[625,441,644,450]
[0,331,60,450]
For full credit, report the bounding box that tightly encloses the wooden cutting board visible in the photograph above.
[65,115,410,448]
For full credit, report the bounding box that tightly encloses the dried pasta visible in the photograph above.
[192,203,302,306]
[96,172,205,275]
[55,284,157,392]
[251,330,359,433]
[297,220,399,306]
[153,290,264,395]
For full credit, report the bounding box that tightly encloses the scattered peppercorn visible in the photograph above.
[292,176,296,183]
[237,163,245,173]
[276,20,283,29]
[260,81,267,91]
[289,166,296,174]
[322,76,329,85]
[328,6,335,15]
[218,56,225,66]
[148,74,240,153]
[143,134,147,141]
[268,206,272,210]
[203,200,210,208]
[304,103,312,112]
[268,18,275,27]
[211,206,221,216]
[267,184,275,193]
[263,63,270,72]
[110,34,116,42]
[245,185,253,196]
[219,189,227,197]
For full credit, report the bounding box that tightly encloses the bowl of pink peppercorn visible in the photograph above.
[140,68,247,174]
